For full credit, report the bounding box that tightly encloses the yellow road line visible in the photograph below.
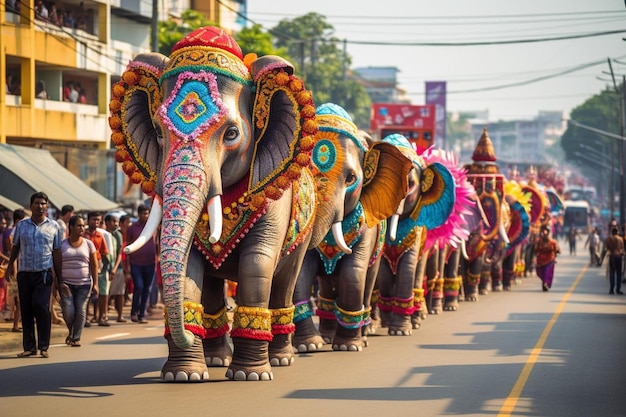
[497,264,588,417]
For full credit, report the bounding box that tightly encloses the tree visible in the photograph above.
[561,85,623,203]
[235,24,292,60]
[158,10,215,56]
[270,13,372,128]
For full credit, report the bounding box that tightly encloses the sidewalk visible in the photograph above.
[0,301,165,354]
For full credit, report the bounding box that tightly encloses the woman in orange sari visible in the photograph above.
[534,225,560,291]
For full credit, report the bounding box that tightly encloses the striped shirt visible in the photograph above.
[13,217,61,272]
[61,238,96,286]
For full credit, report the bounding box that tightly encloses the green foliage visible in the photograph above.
[561,86,623,179]
[235,24,292,60]
[269,13,372,128]
[158,10,215,56]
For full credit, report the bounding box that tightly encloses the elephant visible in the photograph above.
[375,137,462,335]
[461,128,510,301]
[291,105,413,352]
[500,180,532,290]
[410,147,475,316]
[108,26,334,382]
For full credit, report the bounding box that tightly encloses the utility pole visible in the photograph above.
[151,0,159,52]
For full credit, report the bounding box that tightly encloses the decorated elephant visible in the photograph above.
[500,180,532,290]
[412,148,474,315]
[109,27,334,382]
[291,106,412,352]
[461,128,510,301]
[375,136,464,335]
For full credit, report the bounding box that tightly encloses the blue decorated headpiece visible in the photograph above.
[382,133,423,168]
[316,103,367,152]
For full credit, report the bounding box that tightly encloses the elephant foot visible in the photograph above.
[379,310,391,328]
[479,288,489,296]
[443,305,458,311]
[503,285,512,291]
[465,295,479,301]
[362,318,379,336]
[388,314,413,336]
[411,312,422,329]
[332,327,364,351]
[203,335,233,367]
[332,336,364,351]
[293,317,325,352]
[318,318,337,344]
[162,335,210,382]
[269,334,296,366]
[226,338,273,381]
[492,283,503,292]
[443,297,459,311]
[225,364,273,381]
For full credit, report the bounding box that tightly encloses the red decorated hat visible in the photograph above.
[172,26,243,60]
[472,128,497,162]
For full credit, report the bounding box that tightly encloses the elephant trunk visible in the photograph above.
[160,154,221,349]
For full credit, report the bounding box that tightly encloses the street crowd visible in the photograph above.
[0,192,159,358]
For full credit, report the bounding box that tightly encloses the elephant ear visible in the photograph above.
[248,55,317,199]
[110,53,168,196]
[505,200,530,257]
[414,162,456,231]
[361,141,412,228]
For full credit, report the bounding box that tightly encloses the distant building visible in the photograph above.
[462,111,566,170]
[353,66,410,103]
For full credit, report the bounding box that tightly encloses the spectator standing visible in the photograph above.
[62,81,72,101]
[35,0,48,19]
[604,227,624,295]
[567,227,579,256]
[126,205,156,324]
[105,214,126,322]
[3,209,26,332]
[83,211,109,326]
[119,214,133,305]
[6,192,62,358]
[78,87,86,104]
[58,215,98,346]
[56,204,74,239]
[0,216,8,311]
[35,80,48,99]
[534,225,561,292]
[584,227,601,267]
[69,81,79,102]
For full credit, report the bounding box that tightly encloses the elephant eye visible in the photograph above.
[346,171,357,186]
[224,126,240,142]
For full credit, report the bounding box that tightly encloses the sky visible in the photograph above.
[245,0,626,121]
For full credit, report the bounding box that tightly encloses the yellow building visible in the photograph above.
[0,0,245,205]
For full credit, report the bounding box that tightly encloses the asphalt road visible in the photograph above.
[0,253,624,417]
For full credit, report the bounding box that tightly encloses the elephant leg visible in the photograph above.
[162,251,210,382]
[376,259,394,329]
[202,275,232,367]
[317,293,337,343]
[292,253,325,352]
[431,277,444,314]
[502,253,516,291]
[388,249,419,335]
[491,262,503,292]
[479,264,491,295]
[463,257,481,301]
[443,276,462,311]
[162,334,209,382]
[368,288,381,333]
[317,278,338,343]
[332,303,366,351]
[269,308,295,366]
[227,306,273,381]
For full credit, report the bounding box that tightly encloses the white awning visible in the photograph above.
[0,194,23,211]
[0,144,118,212]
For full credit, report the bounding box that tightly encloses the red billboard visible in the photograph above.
[370,103,436,151]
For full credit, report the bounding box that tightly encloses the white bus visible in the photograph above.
[562,200,591,234]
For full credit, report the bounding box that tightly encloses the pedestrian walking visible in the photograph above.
[104,214,126,322]
[126,204,156,324]
[83,211,109,326]
[604,226,624,295]
[6,192,62,358]
[534,225,560,292]
[58,215,98,346]
[584,227,601,266]
[568,227,579,256]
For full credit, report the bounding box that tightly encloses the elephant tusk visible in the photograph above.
[499,222,510,245]
[332,222,352,255]
[389,214,400,242]
[207,195,223,244]
[124,198,162,254]
[460,238,469,260]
